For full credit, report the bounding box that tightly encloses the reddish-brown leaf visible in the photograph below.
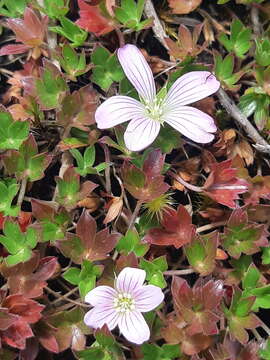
[1,252,59,298]
[76,0,115,36]
[122,149,170,202]
[144,205,196,248]
[203,159,249,208]
[59,210,120,264]
[162,313,213,355]
[168,0,202,14]
[3,295,44,324]
[171,277,224,336]
[2,319,33,350]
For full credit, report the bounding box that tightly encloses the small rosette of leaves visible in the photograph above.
[2,134,51,182]
[222,208,269,258]
[0,219,38,266]
[55,166,98,210]
[57,210,120,264]
[122,149,170,202]
[218,19,252,58]
[114,0,152,31]
[91,46,125,90]
[0,110,29,150]
[70,146,108,176]
[223,287,261,344]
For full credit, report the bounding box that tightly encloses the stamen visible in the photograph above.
[114,292,135,313]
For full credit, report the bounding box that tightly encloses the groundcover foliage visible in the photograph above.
[0,0,270,358]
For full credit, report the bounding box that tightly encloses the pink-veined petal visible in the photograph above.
[116,267,146,294]
[95,95,144,129]
[84,306,119,331]
[85,286,117,306]
[118,311,150,344]
[164,71,220,109]
[124,117,160,151]
[117,44,156,102]
[134,285,164,312]
[164,106,217,143]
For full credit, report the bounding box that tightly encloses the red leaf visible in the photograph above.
[59,210,120,263]
[18,211,32,232]
[77,210,119,261]
[0,44,31,56]
[144,205,196,248]
[142,149,165,180]
[171,277,224,336]
[76,0,115,36]
[3,295,44,324]
[121,150,170,201]
[1,252,59,298]
[0,309,18,331]
[203,159,249,208]
[6,8,47,46]
[2,319,33,350]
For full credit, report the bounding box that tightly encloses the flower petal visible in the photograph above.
[134,285,164,312]
[116,267,146,294]
[95,95,144,129]
[124,117,160,151]
[164,106,217,143]
[118,311,150,344]
[117,44,156,102]
[84,306,119,331]
[164,71,220,109]
[85,285,117,306]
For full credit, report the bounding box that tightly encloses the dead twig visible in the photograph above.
[217,88,270,154]
[144,0,169,50]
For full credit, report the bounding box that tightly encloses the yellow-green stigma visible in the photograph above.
[144,98,164,123]
[113,293,135,313]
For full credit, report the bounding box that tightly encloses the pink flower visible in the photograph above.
[95,44,220,152]
[84,267,164,344]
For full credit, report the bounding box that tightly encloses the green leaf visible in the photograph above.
[140,256,167,288]
[42,0,69,19]
[152,124,181,153]
[63,260,102,298]
[63,267,81,285]
[91,47,110,65]
[35,67,68,110]
[218,19,251,58]
[0,0,28,17]
[0,111,29,150]
[115,0,150,31]
[91,47,124,90]
[0,179,19,216]
[49,16,87,47]
[116,230,149,256]
[235,297,256,317]
[262,247,270,265]
[83,146,95,167]
[0,220,37,266]
[255,38,270,67]
[242,264,260,290]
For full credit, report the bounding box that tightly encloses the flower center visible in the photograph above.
[144,98,164,123]
[113,292,135,313]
